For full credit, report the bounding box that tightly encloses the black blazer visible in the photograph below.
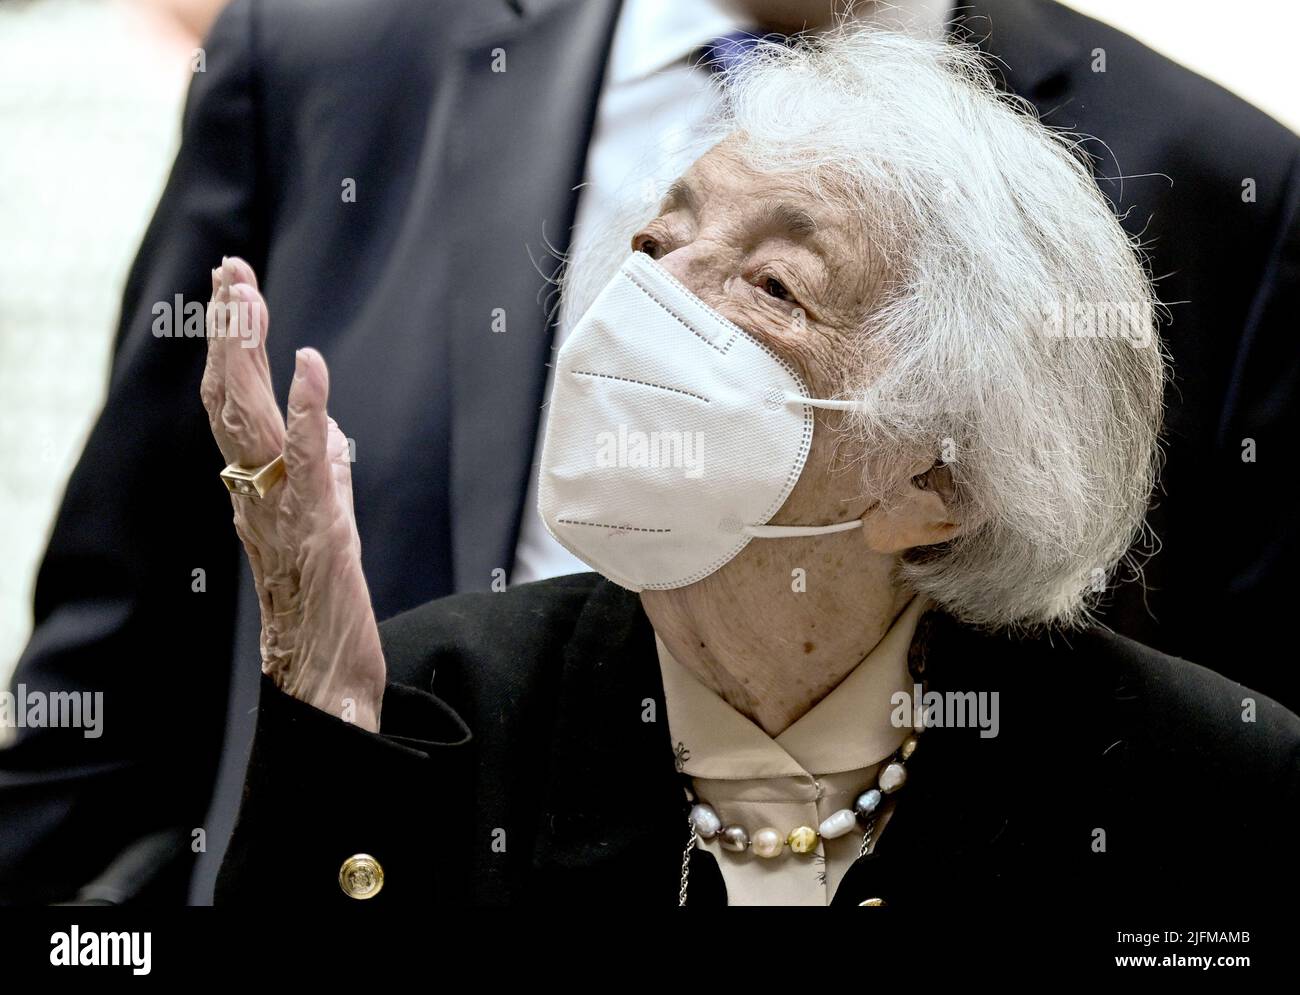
[3,0,1297,905]
[213,574,1300,909]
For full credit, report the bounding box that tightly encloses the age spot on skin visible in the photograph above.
[803,641,815,654]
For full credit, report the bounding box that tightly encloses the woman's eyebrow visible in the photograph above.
[660,178,698,214]
[756,200,819,238]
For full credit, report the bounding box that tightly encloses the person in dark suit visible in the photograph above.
[2,0,1296,906]
[203,24,1298,907]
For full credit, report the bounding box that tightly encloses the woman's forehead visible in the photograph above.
[672,143,817,205]
[663,145,857,243]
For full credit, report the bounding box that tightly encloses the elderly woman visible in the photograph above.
[206,27,1297,908]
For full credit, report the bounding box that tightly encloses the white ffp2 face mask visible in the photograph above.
[537,250,865,592]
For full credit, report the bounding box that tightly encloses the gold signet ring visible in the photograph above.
[219,454,285,500]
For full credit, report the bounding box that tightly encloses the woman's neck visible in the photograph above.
[640,531,911,737]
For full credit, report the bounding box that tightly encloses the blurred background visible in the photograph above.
[0,0,1297,697]
[1,0,227,708]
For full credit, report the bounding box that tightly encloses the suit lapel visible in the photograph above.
[437,0,621,591]
[525,576,721,904]
[830,610,1025,905]
[829,609,1137,908]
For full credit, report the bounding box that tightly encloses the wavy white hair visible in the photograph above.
[557,23,1168,631]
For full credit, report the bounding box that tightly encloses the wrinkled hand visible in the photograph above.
[200,257,384,731]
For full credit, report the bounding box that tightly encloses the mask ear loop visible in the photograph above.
[740,391,873,537]
[742,520,864,538]
[785,392,870,412]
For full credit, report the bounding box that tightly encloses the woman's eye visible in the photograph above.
[760,276,793,302]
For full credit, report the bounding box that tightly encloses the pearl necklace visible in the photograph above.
[677,727,923,905]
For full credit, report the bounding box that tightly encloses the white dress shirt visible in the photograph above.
[510,0,950,584]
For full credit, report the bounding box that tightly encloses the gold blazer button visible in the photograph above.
[339,854,384,900]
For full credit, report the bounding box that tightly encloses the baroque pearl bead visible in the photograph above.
[787,826,818,854]
[900,735,919,761]
[818,808,858,839]
[878,762,907,794]
[689,803,722,839]
[854,788,882,823]
[752,827,784,858]
[719,825,749,852]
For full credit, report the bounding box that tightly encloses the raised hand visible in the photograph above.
[200,257,385,731]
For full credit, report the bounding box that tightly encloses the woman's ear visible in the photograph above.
[858,459,967,554]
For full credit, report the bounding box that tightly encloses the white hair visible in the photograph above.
[558,22,1168,632]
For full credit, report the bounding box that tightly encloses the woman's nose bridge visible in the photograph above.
[659,239,732,302]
